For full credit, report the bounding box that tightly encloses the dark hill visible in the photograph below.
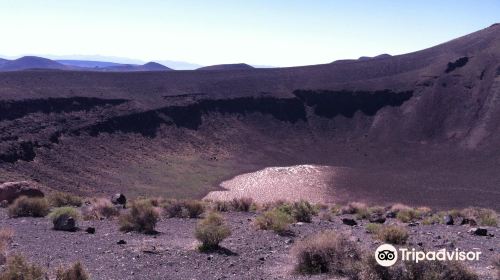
[0,56,69,71]
[0,24,499,209]
[197,63,254,70]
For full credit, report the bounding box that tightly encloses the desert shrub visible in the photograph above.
[422,214,442,225]
[261,200,289,211]
[134,197,166,208]
[0,254,45,280]
[49,207,81,223]
[376,225,409,245]
[82,198,120,220]
[194,212,231,251]
[292,231,361,276]
[315,203,329,210]
[390,203,411,213]
[48,192,83,207]
[461,207,498,227]
[416,206,432,216]
[8,197,49,218]
[212,200,231,212]
[403,260,478,280]
[396,208,421,223]
[493,254,500,280]
[365,223,382,234]
[291,200,318,223]
[163,199,205,218]
[254,208,293,235]
[55,262,89,280]
[230,197,253,212]
[119,200,159,233]
[341,202,368,215]
[329,204,341,215]
[0,228,14,259]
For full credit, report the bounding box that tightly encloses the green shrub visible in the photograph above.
[230,197,253,212]
[8,197,49,218]
[194,212,231,251]
[292,231,361,276]
[119,200,159,233]
[49,207,81,222]
[164,199,205,218]
[376,225,409,245]
[55,262,89,280]
[0,254,45,280]
[356,254,478,280]
[82,198,120,220]
[254,208,293,235]
[461,207,498,227]
[365,223,382,234]
[291,200,318,223]
[396,208,421,223]
[48,192,83,207]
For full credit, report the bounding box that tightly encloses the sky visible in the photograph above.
[0,0,499,67]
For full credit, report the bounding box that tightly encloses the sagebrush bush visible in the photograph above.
[396,208,421,223]
[194,212,231,251]
[55,262,89,280]
[49,207,81,222]
[0,254,45,280]
[212,200,231,212]
[164,199,205,218]
[365,223,382,234]
[230,197,253,212]
[119,200,159,233]
[292,231,361,276]
[493,254,500,280]
[376,225,409,245]
[461,207,498,227]
[254,208,293,234]
[48,192,83,207]
[8,197,49,218]
[82,198,120,220]
[291,200,318,223]
[356,254,479,280]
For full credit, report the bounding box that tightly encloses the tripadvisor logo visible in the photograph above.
[375,244,481,267]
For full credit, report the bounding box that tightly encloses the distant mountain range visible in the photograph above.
[0,56,173,72]
[0,56,276,72]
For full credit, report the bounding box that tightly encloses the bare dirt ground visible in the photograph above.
[0,209,498,280]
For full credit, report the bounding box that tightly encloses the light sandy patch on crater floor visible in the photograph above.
[204,164,347,203]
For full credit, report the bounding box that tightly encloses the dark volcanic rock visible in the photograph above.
[117,239,127,245]
[53,214,76,231]
[111,193,127,205]
[469,228,488,236]
[443,215,454,225]
[0,181,44,203]
[86,227,96,234]
[342,218,358,226]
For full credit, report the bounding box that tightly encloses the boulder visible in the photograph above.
[111,193,126,205]
[369,214,386,224]
[443,215,454,225]
[342,218,358,226]
[469,228,488,236]
[53,214,76,231]
[385,211,397,218]
[0,181,44,203]
[86,227,96,234]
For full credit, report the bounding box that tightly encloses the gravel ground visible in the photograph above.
[0,209,498,280]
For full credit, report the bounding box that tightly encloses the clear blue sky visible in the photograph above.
[0,0,498,67]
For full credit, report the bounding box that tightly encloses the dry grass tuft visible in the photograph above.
[194,212,231,251]
[8,197,49,218]
[292,231,361,276]
[82,198,120,220]
[376,225,409,245]
[48,192,83,207]
[55,262,89,280]
[119,200,160,234]
[0,254,45,280]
